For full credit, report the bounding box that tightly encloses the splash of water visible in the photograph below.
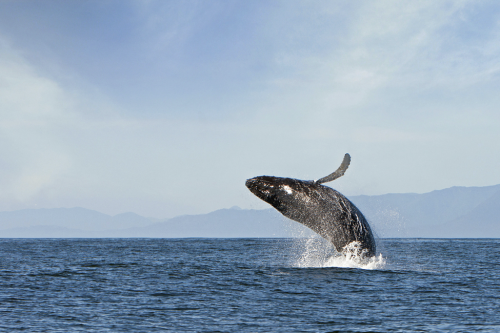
[291,237,386,270]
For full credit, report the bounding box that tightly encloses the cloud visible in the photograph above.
[351,127,439,144]
[0,1,500,217]
[0,40,74,202]
[0,37,265,216]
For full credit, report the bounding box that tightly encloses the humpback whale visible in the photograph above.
[245,154,376,257]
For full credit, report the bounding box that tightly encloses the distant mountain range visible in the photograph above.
[350,184,500,238]
[1,184,499,238]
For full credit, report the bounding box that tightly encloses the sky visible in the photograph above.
[0,0,500,218]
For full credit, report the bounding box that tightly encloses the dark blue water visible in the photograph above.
[0,238,499,332]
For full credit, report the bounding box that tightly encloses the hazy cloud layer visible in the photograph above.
[0,1,499,218]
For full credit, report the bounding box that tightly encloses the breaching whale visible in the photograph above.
[245,154,376,257]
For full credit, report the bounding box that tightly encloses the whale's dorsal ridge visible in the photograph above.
[315,153,351,184]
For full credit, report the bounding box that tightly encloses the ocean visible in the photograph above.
[0,238,499,332]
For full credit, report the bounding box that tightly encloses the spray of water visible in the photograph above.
[291,236,386,270]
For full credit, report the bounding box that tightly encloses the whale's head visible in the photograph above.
[245,176,317,213]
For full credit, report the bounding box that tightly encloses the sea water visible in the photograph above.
[0,238,499,332]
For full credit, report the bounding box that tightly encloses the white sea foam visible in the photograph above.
[292,237,386,270]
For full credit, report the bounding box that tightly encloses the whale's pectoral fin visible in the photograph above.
[315,153,351,184]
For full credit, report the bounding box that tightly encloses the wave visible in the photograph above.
[291,237,386,270]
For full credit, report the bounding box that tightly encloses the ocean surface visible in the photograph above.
[0,238,499,332]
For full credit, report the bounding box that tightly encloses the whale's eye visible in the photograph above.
[282,185,293,195]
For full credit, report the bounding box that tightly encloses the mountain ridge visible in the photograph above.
[1,184,499,238]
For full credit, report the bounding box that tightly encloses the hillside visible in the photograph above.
[1,184,499,238]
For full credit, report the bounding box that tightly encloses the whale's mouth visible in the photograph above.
[245,176,279,202]
[246,177,269,199]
